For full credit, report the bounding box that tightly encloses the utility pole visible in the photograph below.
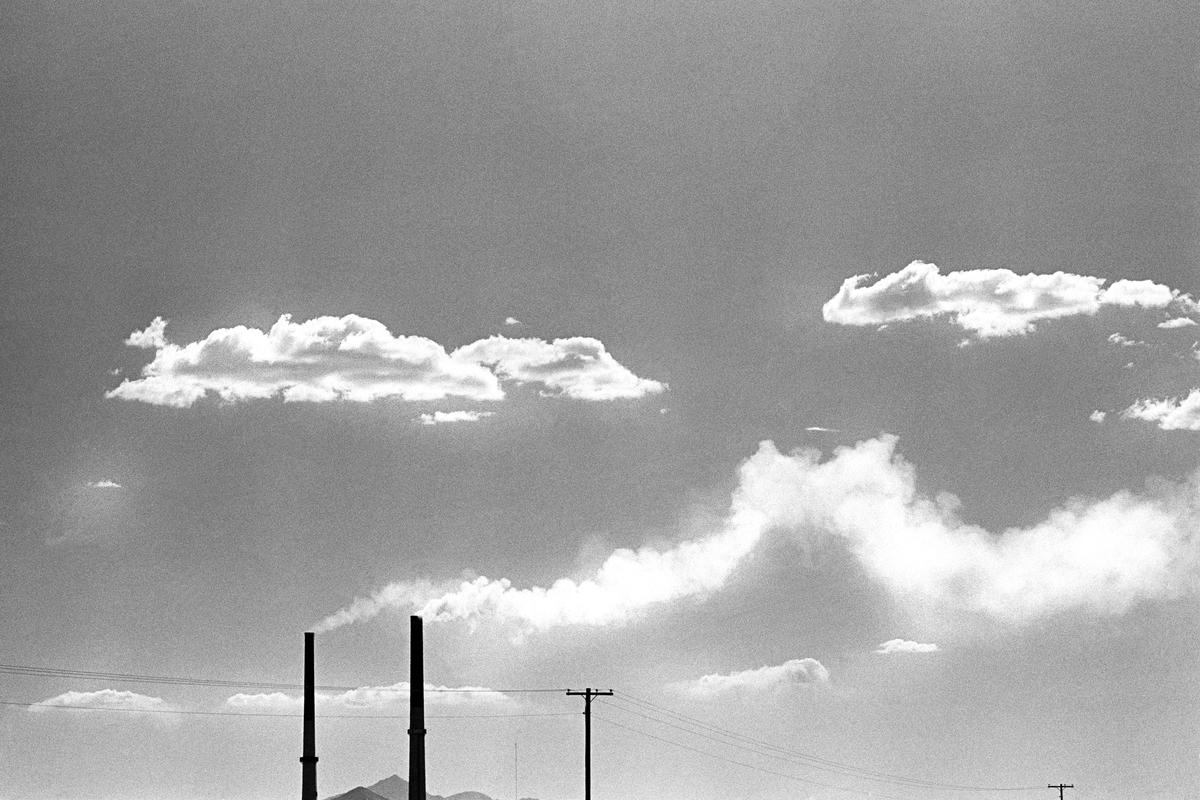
[1048,784,1074,800]
[566,688,613,800]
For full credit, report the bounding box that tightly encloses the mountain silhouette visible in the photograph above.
[325,774,537,800]
[326,787,390,800]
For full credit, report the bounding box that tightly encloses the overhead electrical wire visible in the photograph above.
[609,691,1042,793]
[0,705,576,724]
[591,713,920,800]
[1,661,1045,795]
[0,663,565,694]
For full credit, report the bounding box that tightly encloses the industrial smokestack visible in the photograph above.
[408,616,426,800]
[300,631,318,800]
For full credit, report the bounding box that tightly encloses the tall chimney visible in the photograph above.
[300,631,318,800]
[408,616,426,800]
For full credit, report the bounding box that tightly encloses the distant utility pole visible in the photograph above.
[566,688,613,800]
[1048,783,1074,800]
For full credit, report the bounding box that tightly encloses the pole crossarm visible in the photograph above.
[1048,783,1074,800]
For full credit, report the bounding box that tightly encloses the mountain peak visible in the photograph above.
[365,774,409,800]
[327,787,390,800]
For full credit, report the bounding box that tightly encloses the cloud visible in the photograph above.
[1107,333,1146,348]
[86,479,122,489]
[125,316,168,349]
[318,436,1198,636]
[314,450,776,635]
[823,261,1197,338]
[30,689,175,722]
[804,426,840,433]
[453,336,666,400]
[418,410,494,425]
[107,317,663,408]
[736,437,1200,621]
[670,659,829,697]
[1121,390,1200,431]
[875,639,939,655]
[1089,410,1107,423]
[504,317,524,327]
[224,682,509,712]
[1158,317,1197,330]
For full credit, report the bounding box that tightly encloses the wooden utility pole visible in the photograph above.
[566,688,613,800]
[1048,783,1074,800]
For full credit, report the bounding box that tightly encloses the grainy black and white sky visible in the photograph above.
[2,3,1199,800]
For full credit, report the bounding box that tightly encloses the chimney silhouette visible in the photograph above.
[300,631,318,800]
[408,616,426,800]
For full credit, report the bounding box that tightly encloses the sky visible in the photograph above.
[1,2,1199,800]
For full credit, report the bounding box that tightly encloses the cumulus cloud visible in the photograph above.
[225,682,509,712]
[875,639,939,655]
[1158,317,1197,330]
[453,336,665,400]
[318,436,1199,636]
[31,689,175,721]
[1121,390,1200,431]
[671,659,829,697]
[823,261,1197,338]
[86,479,122,489]
[125,317,168,349]
[108,315,502,407]
[504,317,524,327]
[805,426,840,433]
[739,437,1199,620]
[1089,410,1108,423]
[107,317,663,408]
[418,410,494,425]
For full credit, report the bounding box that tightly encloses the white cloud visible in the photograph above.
[314,450,776,635]
[736,437,1200,621]
[31,689,174,721]
[1107,333,1145,348]
[504,317,524,327]
[875,638,939,655]
[1158,317,1198,330]
[418,410,494,425]
[225,682,509,711]
[107,317,663,408]
[1121,390,1200,431]
[804,426,840,433]
[1089,410,1108,423]
[671,659,829,697]
[453,336,666,400]
[1098,279,1178,308]
[823,261,1196,338]
[318,436,1198,636]
[125,316,168,349]
[86,479,122,489]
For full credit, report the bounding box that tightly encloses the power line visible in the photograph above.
[0,663,565,694]
[591,713,917,800]
[1,700,577,720]
[599,696,945,791]
[611,691,1041,793]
